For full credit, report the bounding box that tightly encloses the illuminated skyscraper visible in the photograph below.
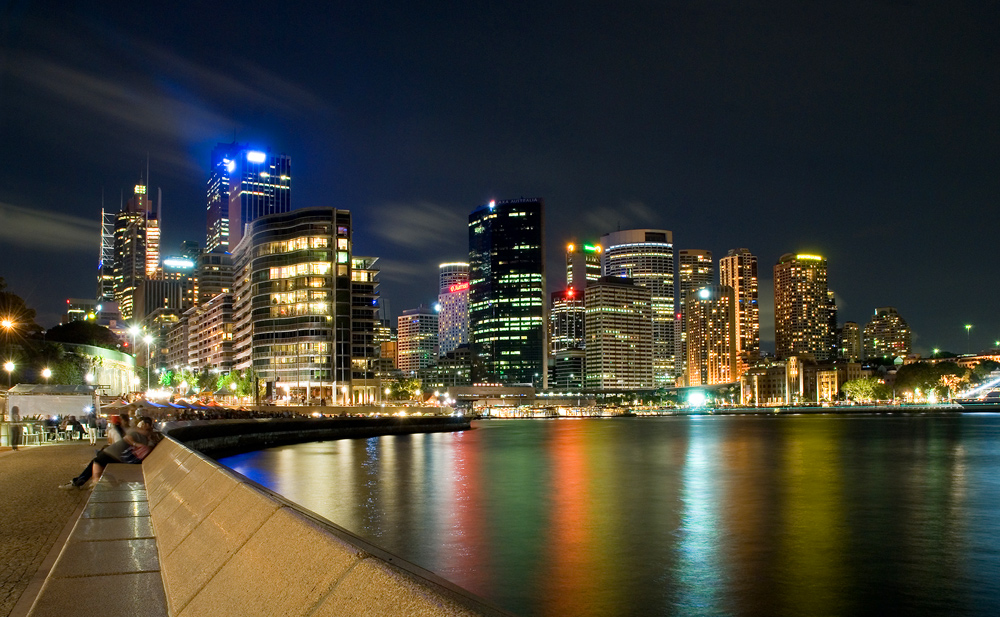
[206,143,291,251]
[437,263,469,356]
[863,307,912,359]
[838,321,862,361]
[676,249,713,380]
[565,242,602,290]
[468,198,545,386]
[773,253,831,360]
[113,181,160,322]
[584,276,653,389]
[601,229,675,387]
[397,306,439,375]
[719,248,760,366]
[550,287,585,353]
[685,285,739,386]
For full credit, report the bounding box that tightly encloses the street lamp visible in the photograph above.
[384,387,390,405]
[42,367,51,384]
[4,361,14,389]
[965,324,973,354]
[143,334,154,389]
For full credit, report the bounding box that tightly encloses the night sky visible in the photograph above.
[2,1,998,355]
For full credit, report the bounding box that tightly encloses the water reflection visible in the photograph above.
[219,415,1000,617]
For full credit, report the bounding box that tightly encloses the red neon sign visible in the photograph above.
[449,282,470,293]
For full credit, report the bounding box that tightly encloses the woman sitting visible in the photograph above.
[60,417,160,490]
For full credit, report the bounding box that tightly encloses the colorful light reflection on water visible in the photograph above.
[220,415,1000,617]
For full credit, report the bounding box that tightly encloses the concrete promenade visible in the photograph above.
[0,441,95,617]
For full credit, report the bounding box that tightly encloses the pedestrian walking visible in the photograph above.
[8,405,21,451]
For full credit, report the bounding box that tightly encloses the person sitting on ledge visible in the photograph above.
[59,416,160,490]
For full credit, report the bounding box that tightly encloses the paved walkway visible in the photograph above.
[0,442,98,617]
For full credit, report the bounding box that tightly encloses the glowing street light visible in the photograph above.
[143,334,154,388]
[42,367,51,384]
[4,361,14,389]
[965,324,973,354]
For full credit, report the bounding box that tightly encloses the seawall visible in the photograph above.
[146,417,510,617]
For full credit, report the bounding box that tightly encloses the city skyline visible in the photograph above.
[1,2,998,355]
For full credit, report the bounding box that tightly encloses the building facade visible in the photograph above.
[437,263,469,356]
[468,198,546,386]
[397,306,439,375]
[718,248,760,367]
[863,307,912,359]
[773,253,831,360]
[584,276,653,390]
[600,229,675,387]
[187,293,234,373]
[839,321,862,361]
[209,144,292,251]
[565,242,602,291]
[685,285,739,386]
[232,208,353,403]
[113,182,160,321]
[676,249,714,381]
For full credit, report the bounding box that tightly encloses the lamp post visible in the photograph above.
[143,334,154,390]
[965,324,973,354]
[42,367,51,384]
[384,387,390,406]
[4,361,13,389]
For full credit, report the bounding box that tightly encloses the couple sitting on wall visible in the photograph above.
[60,416,161,490]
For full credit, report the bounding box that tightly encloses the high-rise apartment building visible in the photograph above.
[397,306,439,375]
[718,248,760,367]
[773,253,831,360]
[186,293,234,372]
[196,249,233,306]
[677,249,713,381]
[113,182,160,322]
[231,208,352,403]
[207,143,291,251]
[437,263,469,356]
[158,255,197,312]
[565,242,602,290]
[685,285,739,386]
[584,276,653,390]
[838,321,862,361]
[863,307,912,359]
[350,256,381,402]
[601,229,675,387]
[468,198,546,386]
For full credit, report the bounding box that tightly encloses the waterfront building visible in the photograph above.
[839,321,862,361]
[549,287,585,353]
[208,143,292,251]
[550,348,585,390]
[863,307,912,359]
[437,263,469,356]
[718,248,760,368]
[166,312,190,371]
[187,293,234,373]
[417,346,472,389]
[468,198,546,386]
[741,355,862,405]
[584,276,653,390]
[600,229,675,386]
[565,242,602,291]
[350,256,381,403]
[773,253,832,360]
[677,249,713,381]
[232,207,353,402]
[113,182,160,321]
[685,285,739,386]
[397,306,439,375]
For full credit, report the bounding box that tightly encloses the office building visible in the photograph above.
[98,207,115,302]
[207,143,292,251]
[584,276,653,390]
[718,248,760,366]
[232,208,353,403]
[158,255,197,311]
[437,263,469,356]
[196,249,233,306]
[774,253,832,360]
[350,256,381,402]
[677,249,713,380]
[839,321,862,361]
[601,229,675,387]
[397,306,439,375]
[565,242,602,291]
[863,307,912,359]
[113,181,160,322]
[549,287,585,353]
[684,285,739,386]
[468,198,546,386]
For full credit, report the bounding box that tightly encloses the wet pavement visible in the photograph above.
[0,442,98,617]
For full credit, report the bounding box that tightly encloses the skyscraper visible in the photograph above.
[677,249,713,381]
[773,253,831,360]
[584,276,653,390]
[437,263,469,356]
[718,248,760,367]
[601,229,675,387]
[206,143,291,251]
[113,181,160,322]
[468,198,546,386]
[565,242,602,290]
[838,321,862,361]
[863,307,912,359]
[397,306,439,375]
[685,285,739,386]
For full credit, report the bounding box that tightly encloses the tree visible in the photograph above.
[842,377,890,402]
[0,277,43,338]
[388,378,420,400]
[44,321,122,351]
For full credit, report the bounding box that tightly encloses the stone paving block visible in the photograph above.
[89,488,148,503]
[150,467,238,556]
[49,538,160,578]
[28,571,167,617]
[312,558,479,617]
[102,464,145,483]
[160,482,280,613]
[72,516,155,542]
[179,506,364,617]
[82,500,150,519]
[92,480,146,493]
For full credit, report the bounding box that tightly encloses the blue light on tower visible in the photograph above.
[247,151,267,163]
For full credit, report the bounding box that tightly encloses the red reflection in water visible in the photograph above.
[442,427,493,597]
